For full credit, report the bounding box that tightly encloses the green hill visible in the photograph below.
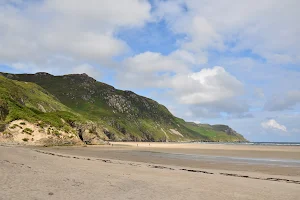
[0,72,247,143]
[0,75,80,127]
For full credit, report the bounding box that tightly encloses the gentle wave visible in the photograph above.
[195,142,300,146]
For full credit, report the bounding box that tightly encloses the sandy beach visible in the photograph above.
[1,143,300,200]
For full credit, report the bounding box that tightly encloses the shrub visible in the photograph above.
[20,122,26,125]
[53,130,61,136]
[2,131,11,135]
[22,138,29,142]
[62,125,71,133]
[10,124,19,129]
[23,128,34,135]
[10,124,16,129]
[37,121,47,128]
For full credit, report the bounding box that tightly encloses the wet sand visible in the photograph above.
[35,142,300,176]
[1,143,300,200]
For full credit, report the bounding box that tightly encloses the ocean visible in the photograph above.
[196,142,300,146]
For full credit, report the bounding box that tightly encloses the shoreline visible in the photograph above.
[110,141,300,153]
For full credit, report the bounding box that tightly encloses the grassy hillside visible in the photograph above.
[0,72,247,142]
[0,75,81,128]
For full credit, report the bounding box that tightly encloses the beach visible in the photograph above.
[1,143,299,200]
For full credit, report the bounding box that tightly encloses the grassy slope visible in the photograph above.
[0,72,247,142]
[0,75,82,128]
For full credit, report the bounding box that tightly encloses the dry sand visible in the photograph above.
[1,143,299,200]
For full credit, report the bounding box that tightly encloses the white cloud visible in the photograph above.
[261,119,287,132]
[120,50,244,107]
[123,50,207,74]
[182,16,224,51]
[265,91,300,111]
[118,49,246,115]
[154,0,300,64]
[123,51,190,73]
[119,50,206,89]
[169,67,244,104]
[43,32,128,62]
[44,0,151,27]
[0,0,151,68]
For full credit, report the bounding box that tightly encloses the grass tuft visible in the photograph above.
[22,128,33,135]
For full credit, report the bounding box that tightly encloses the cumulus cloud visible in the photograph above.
[123,51,191,74]
[265,91,300,111]
[261,119,287,132]
[181,16,224,51]
[120,49,244,103]
[171,67,244,104]
[119,50,244,106]
[154,0,300,64]
[118,49,247,115]
[119,50,206,88]
[0,0,151,69]
[44,0,151,27]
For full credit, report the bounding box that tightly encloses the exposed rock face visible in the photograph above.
[82,131,105,145]
[34,72,52,76]
[106,95,131,113]
[73,122,110,144]
[169,129,183,137]
[38,137,83,146]
[103,128,118,141]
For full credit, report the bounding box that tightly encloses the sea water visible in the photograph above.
[148,142,300,167]
[149,152,300,167]
[196,142,300,146]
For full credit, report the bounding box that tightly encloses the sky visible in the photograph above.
[0,0,300,142]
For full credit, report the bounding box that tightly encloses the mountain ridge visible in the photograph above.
[0,72,247,145]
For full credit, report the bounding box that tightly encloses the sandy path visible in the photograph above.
[0,145,299,200]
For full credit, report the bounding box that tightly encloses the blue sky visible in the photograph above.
[0,0,300,142]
